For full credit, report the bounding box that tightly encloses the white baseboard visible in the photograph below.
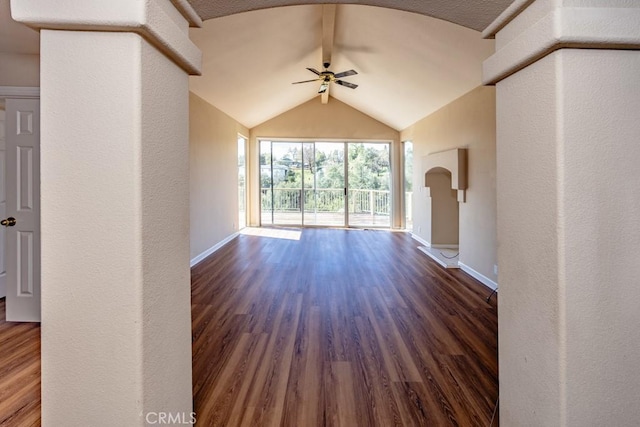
[190,232,239,268]
[458,262,498,291]
[418,246,459,269]
[410,233,430,247]
[409,234,459,251]
[431,244,459,249]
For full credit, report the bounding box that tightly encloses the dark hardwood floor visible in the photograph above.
[0,228,498,426]
[0,298,41,427]
[192,228,499,426]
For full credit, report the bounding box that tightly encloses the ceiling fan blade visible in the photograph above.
[334,69,357,79]
[335,80,358,89]
[292,78,321,84]
[307,68,321,75]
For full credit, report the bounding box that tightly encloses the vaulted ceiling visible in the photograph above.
[1,0,512,131]
[188,4,496,130]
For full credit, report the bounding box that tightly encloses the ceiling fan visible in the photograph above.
[292,64,358,94]
[293,5,358,103]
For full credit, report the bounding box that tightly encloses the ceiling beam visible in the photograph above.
[322,4,336,68]
[321,4,336,104]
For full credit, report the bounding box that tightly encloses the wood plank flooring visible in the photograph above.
[0,298,41,427]
[0,228,498,426]
[192,228,499,426]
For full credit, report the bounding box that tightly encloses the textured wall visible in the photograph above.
[495,52,562,426]
[488,0,640,424]
[560,49,640,427]
[40,29,193,426]
[497,48,640,427]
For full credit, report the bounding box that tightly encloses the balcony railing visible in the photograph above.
[261,188,392,215]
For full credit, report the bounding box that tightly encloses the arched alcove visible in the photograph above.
[417,148,467,268]
[423,148,467,202]
[425,167,459,247]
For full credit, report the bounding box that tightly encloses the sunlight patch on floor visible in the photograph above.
[241,227,302,241]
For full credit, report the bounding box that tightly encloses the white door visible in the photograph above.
[4,98,40,322]
[0,108,6,299]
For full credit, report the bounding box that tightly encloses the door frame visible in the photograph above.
[0,87,40,99]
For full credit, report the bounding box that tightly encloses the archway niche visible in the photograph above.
[417,148,467,268]
[426,167,459,247]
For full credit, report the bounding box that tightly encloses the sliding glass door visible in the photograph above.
[260,141,305,225]
[261,140,390,228]
[304,142,345,226]
[347,143,391,228]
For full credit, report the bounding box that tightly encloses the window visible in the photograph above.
[238,135,247,230]
[403,141,413,231]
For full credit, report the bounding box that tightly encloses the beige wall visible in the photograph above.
[249,96,400,226]
[427,171,459,246]
[190,92,249,260]
[401,86,497,283]
[0,52,39,86]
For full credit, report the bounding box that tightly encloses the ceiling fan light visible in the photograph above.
[318,82,329,93]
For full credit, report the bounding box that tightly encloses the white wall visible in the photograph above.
[189,92,249,261]
[497,48,640,427]
[486,0,640,423]
[39,29,194,425]
[402,86,497,283]
[495,51,562,426]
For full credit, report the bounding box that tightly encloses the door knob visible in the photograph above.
[1,217,16,227]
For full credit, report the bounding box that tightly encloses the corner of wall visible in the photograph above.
[408,85,497,285]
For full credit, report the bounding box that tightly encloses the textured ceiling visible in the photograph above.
[187,0,514,32]
[189,4,496,130]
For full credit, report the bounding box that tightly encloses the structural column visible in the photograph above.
[484,1,640,425]
[11,1,202,425]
